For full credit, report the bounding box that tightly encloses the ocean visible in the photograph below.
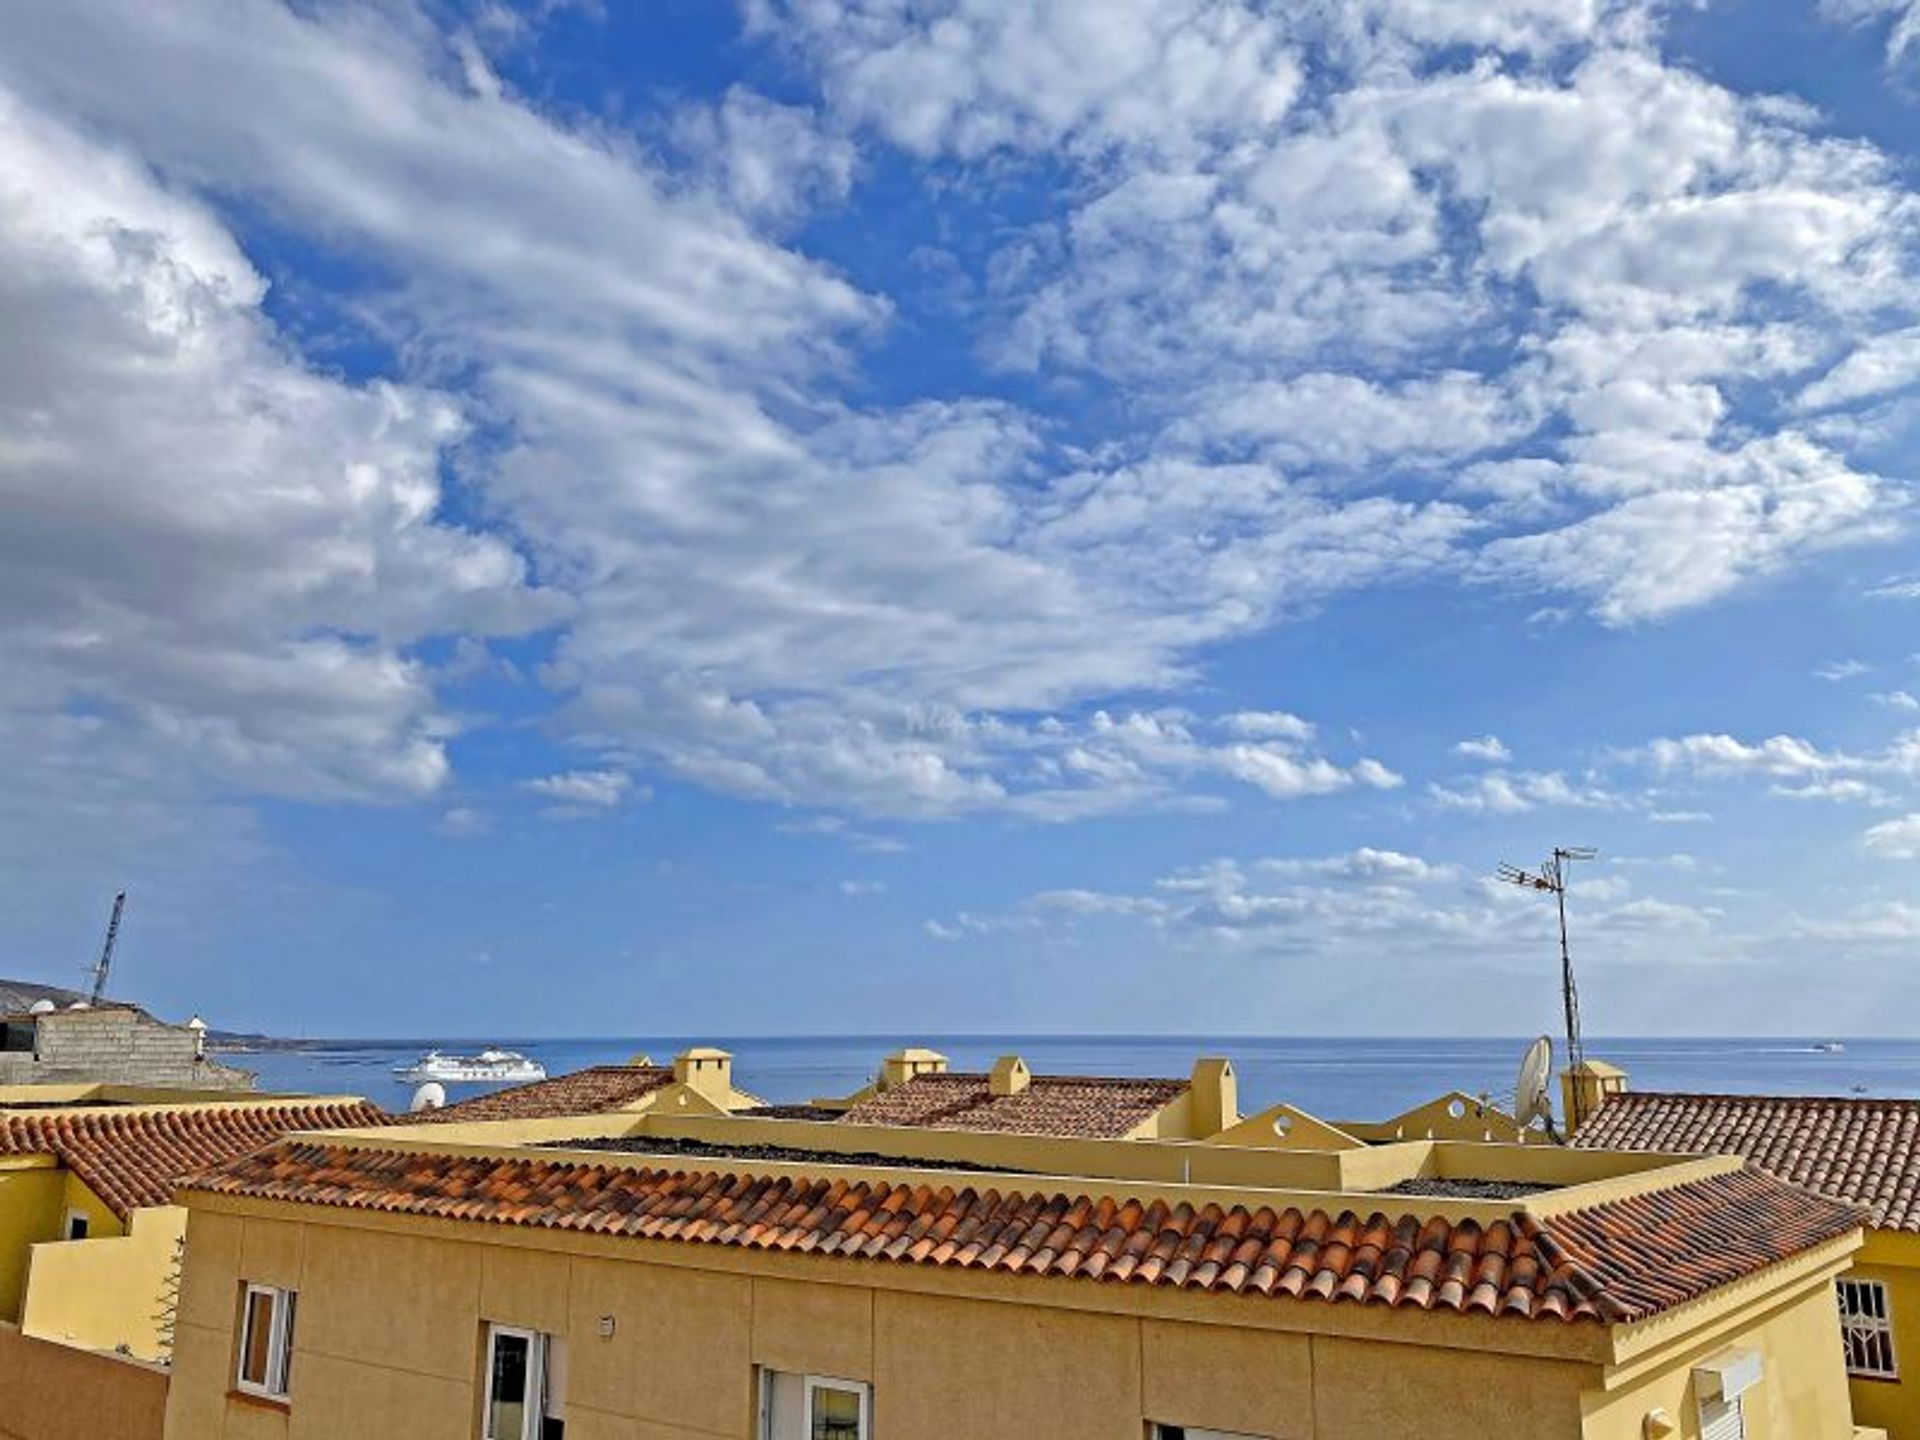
[225,1034,1913,1118]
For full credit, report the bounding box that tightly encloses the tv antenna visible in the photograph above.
[88,891,127,1005]
[1497,847,1596,1121]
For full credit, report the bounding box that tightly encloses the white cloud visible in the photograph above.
[1820,0,1920,66]
[1876,690,1920,712]
[928,841,1719,968]
[435,807,490,838]
[1770,778,1896,805]
[753,0,1303,162]
[776,815,909,853]
[1428,769,1624,813]
[674,87,857,229]
[0,87,555,812]
[838,879,886,896]
[1453,735,1512,762]
[1256,848,1457,883]
[1817,659,1873,681]
[1624,727,1920,807]
[1222,710,1316,741]
[6,0,1920,848]
[1864,813,1920,859]
[524,769,635,809]
[1799,325,1920,410]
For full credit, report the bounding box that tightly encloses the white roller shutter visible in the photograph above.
[1700,1396,1745,1440]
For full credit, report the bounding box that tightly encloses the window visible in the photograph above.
[63,1211,89,1241]
[760,1370,870,1440]
[1151,1428,1271,1440]
[236,1284,296,1399]
[1840,1277,1900,1381]
[1698,1396,1745,1440]
[483,1325,565,1440]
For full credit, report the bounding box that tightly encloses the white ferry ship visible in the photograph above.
[393,1048,546,1084]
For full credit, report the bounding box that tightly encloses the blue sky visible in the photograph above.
[5,0,1920,1038]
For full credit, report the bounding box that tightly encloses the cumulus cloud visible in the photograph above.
[523,770,636,809]
[6,0,1920,851]
[0,86,556,815]
[1453,735,1513,762]
[926,842,1720,970]
[1428,770,1625,813]
[1864,813,1920,859]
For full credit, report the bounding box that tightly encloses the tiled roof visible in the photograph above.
[839,1073,1188,1138]
[182,1144,1860,1324]
[1574,1091,1920,1231]
[0,1100,389,1218]
[414,1066,675,1124]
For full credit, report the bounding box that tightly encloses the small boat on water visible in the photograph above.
[1813,1041,1846,1054]
[393,1048,546,1084]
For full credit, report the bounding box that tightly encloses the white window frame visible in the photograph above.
[1840,1277,1900,1381]
[235,1283,296,1400]
[1150,1427,1272,1440]
[62,1210,89,1241]
[483,1324,556,1440]
[759,1370,871,1440]
[803,1375,870,1440]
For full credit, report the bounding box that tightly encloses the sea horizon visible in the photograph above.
[224,1031,1920,1119]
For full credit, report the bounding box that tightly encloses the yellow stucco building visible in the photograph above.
[162,1068,1873,1440]
[1574,1072,1920,1440]
[0,1085,384,1362]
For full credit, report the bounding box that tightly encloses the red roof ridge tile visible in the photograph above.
[180,1144,1860,1326]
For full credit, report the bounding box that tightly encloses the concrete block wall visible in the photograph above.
[0,1010,252,1090]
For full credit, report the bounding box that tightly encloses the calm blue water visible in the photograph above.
[224,1035,1919,1118]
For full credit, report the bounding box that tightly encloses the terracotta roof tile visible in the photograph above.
[839,1073,1187,1138]
[0,1100,389,1218]
[181,1144,1860,1324]
[414,1066,676,1124]
[1574,1091,1920,1231]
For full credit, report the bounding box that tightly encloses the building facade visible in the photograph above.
[163,1097,1871,1440]
[1575,1081,1920,1440]
[0,1091,386,1361]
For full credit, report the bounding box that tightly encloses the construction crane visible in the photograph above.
[88,891,127,1005]
[1497,847,1597,1122]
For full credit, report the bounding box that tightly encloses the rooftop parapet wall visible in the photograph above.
[332,1107,1745,1225]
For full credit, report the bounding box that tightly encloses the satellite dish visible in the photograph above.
[27,1000,54,1015]
[1515,1036,1555,1131]
[409,1082,447,1113]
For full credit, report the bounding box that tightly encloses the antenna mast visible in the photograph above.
[89,891,127,1005]
[1497,847,1597,1119]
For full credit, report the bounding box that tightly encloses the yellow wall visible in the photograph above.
[57,1172,123,1242]
[1841,1229,1920,1440]
[20,1206,185,1361]
[1584,1265,1858,1440]
[0,1164,68,1323]
[163,1196,1858,1440]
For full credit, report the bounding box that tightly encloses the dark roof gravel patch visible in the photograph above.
[538,1133,1021,1174]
